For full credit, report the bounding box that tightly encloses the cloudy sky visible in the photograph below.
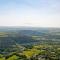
[0,0,60,27]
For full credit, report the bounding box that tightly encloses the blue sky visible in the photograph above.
[0,0,60,27]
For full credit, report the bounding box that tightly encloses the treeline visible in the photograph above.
[0,44,60,60]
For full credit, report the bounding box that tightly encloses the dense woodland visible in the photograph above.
[0,27,60,60]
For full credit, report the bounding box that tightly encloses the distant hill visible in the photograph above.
[0,27,60,53]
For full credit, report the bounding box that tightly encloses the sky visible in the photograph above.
[0,0,60,27]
